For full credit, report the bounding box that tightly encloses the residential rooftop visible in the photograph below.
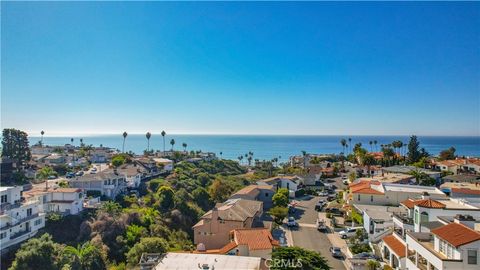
[153,252,263,270]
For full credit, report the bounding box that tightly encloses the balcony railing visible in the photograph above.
[0,213,40,231]
[10,228,32,239]
[393,212,414,225]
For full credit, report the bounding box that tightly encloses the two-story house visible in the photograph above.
[193,198,263,250]
[24,187,85,215]
[229,184,275,210]
[0,186,45,253]
[69,172,126,198]
[257,175,303,198]
[406,221,480,270]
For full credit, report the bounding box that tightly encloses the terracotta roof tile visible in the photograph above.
[451,188,480,195]
[233,228,277,251]
[431,223,480,248]
[415,199,446,209]
[401,198,445,209]
[383,235,406,257]
[350,180,383,195]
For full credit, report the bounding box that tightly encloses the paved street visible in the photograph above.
[288,195,347,270]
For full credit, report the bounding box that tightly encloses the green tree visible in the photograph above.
[157,186,175,210]
[182,142,187,152]
[126,237,168,266]
[38,166,56,179]
[161,130,166,155]
[208,178,235,203]
[1,128,32,168]
[407,135,429,164]
[270,246,330,270]
[10,233,64,270]
[170,139,175,151]
[64,242,106,270]
[145,132,151,152]
[192,187,211,210]
[122,131,128,153]
[366,259,380,270]
[272,189,289,207]
[362,154,376,177]
[98,201,122,217]
[439,147,456,160]
[340,139,347,154]
[125,225,147,248]
[268,206,288,225]
[111,155,126,168]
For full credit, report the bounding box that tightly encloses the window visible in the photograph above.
[0,232,6,239]
[468,250,477,265]
[357,194,361,201]
[414,209,419,224]
[34,219,42,226]
[439,239,445,254]
[370,196,373,202]
[27,208,32,217]
[265,193,268,197]
[1,194,7,203]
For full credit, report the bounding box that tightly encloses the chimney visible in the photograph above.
[211,207,219,233]
[422,192,430,199]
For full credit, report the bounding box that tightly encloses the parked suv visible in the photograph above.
[339,227,362,239]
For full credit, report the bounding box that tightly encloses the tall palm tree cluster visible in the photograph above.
[118,130,188,156]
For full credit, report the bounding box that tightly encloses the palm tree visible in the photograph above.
[340,139,347,154]
[40,130,45,145]
[301,150,307,168]
[373,140,378,151]
[348,138,352,154]
[362,154,376,178]
[161,130,166,155]
[219,151,223,159]
[146,132,151,152]
[170,139,175,151]
[369,141,373,152]
[122,132,128,153]
[247,156,253,166]
[182,142,187,152]
[64,242,104,269]
[70,138,75,164]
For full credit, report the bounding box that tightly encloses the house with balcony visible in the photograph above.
[69,172,126,198]
[347,180,446,206]
[406,221,480,270]
[104,164,146,189]
[354,204,404,242]
[0,186,45,253]
[192,198,263,250]
[23,187,85,215]
[257,175,303,198]
[381,234,406,270]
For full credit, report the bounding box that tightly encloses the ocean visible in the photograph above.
[28,135,480,162]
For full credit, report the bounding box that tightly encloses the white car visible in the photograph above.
[287,217,298,227]
[330,247,342,258]
[339,227,362,239]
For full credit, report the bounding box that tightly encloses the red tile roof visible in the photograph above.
[233,228,279,251]
[400,198,445,209]
[451,188,480,195]
[349,180,383,195]
[383,235,406,258]
[431,223,480,248]
[415,199,446,209]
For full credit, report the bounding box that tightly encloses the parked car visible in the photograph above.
[66,172,75,178]
[330,247,342,258]
[91,167,97,172]
[339,227,362,239]
[341,175,347,180]
[75,171,84,176]
[325,207,343,216]
[315,200,327,211]
[47,175,57,180]
[318,191,329,196]
[287,217,298,227]
[352,252,380,260]
[288,205,296,214]
[317,218,327,232]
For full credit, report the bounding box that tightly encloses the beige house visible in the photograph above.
[193,199,263,249]
[195,228,279,260]
[230,185,275,209]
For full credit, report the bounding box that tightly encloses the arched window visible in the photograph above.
[414,209,419,224]
[420,212,429,223]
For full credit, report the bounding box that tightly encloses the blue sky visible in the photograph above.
[2,2,479,136]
